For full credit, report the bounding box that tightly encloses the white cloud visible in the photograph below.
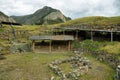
[0,0,119,18]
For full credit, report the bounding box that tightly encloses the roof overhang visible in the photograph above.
[29,35,74,41]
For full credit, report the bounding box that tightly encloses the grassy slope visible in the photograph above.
[53,16,120,27]
[0,53,114,80]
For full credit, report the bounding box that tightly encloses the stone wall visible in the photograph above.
[10,43,31,53]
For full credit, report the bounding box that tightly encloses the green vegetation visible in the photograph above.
[73,40,120,61]
[0,53,115,80]
[73,40,101,52]
[73,40,120,54]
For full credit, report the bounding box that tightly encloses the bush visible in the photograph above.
[73,40,101,52]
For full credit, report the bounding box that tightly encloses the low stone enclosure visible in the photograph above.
[29,35,74,53]
[49,52,91,80]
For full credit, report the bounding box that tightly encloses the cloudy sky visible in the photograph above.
[0,0,120,18]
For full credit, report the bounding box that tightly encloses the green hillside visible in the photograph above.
[54,16,120,27]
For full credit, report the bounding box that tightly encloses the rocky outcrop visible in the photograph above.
[0,11,15,22]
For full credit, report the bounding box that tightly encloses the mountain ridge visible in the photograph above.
[11,6,71,25]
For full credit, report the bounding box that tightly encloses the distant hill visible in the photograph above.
[0,11,15,22]
[11,6,71,25]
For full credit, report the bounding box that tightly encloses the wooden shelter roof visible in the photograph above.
[29,35,74,41]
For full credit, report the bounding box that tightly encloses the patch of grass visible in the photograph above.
[0,53,67,80]
[59,63,72,73]
[100,43,120,55]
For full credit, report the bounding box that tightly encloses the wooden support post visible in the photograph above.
[75,30,78,40]
[32,40,35,51]
[49,40,52,53]
[68,41,71,51]
[111,31,113,42]
[91,31,93,41]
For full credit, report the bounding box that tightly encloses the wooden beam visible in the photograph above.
[111,31,113,42]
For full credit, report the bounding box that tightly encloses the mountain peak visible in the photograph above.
[42,6,52,9]
[34,6,58,14]
[12,6,71,25]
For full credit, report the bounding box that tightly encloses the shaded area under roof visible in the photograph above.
[29,35,74,41]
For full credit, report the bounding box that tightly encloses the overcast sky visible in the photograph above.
[0,0,120,18]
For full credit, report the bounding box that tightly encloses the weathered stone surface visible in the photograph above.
[0,11,15,22]
[10,43,31,53]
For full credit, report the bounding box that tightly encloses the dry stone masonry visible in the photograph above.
[49,52,91,80]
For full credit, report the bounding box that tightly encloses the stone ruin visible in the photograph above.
[114,65,120,80]
[116,65,120,80]
[48,51,91,80]
[10,43,31,53]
